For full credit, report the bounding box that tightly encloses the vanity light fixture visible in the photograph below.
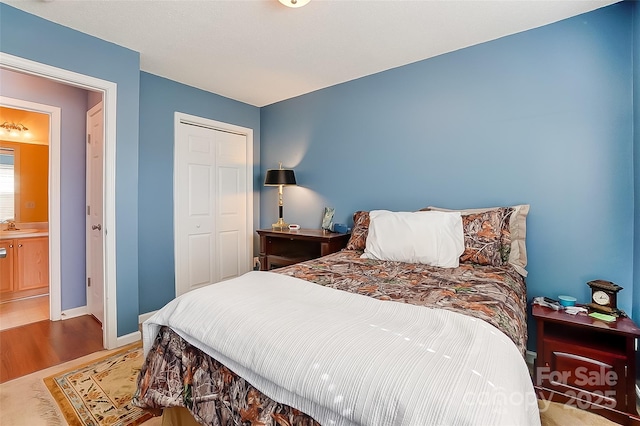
[278,0,311,8]
[0,122,30,138]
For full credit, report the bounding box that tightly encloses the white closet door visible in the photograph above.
[175,122,248,296]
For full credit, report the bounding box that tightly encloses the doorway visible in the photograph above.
[0,97,105,382]
[0,96,105,332]
[0,52,119,349]
[0,106,51,330]
[0,98,60,325]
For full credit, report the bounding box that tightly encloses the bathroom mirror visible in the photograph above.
[0,142,49,223]
[0,106,49,224]
[0,147,15,222]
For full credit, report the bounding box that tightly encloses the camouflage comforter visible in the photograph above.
[133,250,528,426]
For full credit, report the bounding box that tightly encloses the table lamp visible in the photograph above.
[264,163,297,230]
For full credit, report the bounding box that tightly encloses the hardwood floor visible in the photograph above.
[0,295,49,331]
[0,315,104,383]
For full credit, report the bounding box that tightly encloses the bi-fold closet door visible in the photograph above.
[175,120,250,297]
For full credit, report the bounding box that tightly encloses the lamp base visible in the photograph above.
[272,218,289,230]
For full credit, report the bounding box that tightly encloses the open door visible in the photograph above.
[86,101,104,324]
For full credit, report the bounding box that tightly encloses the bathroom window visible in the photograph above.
[0,147,15,222]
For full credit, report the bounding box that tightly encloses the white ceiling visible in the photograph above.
[5,0,619,107]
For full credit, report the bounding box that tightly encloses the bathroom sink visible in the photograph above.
[0,228,40,236]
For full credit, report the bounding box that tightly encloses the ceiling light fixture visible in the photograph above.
[278,0,310,8]
[0,122,30,138]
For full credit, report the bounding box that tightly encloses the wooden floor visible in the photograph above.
[0,295,50,331]
[0,301,103,383]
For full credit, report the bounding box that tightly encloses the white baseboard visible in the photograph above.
[116,330,141,347]
[58,305,141,349]
[110,310,157,348]
[138,310,158,325]
[60,305,88,319]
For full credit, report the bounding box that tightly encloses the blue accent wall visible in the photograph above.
[633,1,640,328]
[0,3,141,336]
[138,72,261,314]
[261,2,636,348]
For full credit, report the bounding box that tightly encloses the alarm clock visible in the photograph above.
[332,223,348,234]
[587,279,622,316]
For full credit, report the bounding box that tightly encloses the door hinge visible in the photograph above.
[87,277,91,287]
[87,205,90,215]
[87,134,91,144]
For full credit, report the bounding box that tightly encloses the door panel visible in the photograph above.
[188,234,212,288]
[16,237,49,291]
[189,165,211,216]
[219,230,239,280]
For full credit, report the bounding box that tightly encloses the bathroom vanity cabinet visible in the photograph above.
[0,236,49,301]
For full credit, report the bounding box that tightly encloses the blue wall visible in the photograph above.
[0,3,141,336]
[633,2,640,327]
[138,73,260,314]
[0,69,89,311]
[261,2,636,348]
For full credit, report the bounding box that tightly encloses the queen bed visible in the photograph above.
[133,205,539,425]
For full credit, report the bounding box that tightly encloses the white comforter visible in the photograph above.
[144,271,540,426]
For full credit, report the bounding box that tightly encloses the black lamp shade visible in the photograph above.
[264,169,296,186]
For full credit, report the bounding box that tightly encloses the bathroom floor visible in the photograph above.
[0,295,49,331]
[0,295,105,383]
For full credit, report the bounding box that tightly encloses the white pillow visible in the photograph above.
[361,210,464,268]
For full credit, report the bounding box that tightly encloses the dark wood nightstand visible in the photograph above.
[533,304,640,424]
[256,228,350,271]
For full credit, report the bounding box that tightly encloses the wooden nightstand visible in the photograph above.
[533,304,640,424]
[256,228,350,271]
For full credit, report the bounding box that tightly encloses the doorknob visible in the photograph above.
[0,248,5,258]
[92,224,102,231]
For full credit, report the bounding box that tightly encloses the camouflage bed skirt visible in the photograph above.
[134,250,528,425]
[133,325,320,425]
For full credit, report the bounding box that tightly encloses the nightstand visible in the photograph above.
[256,228,350,271]
[533,304,640,424]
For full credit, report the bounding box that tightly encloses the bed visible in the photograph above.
[133,205,540,425]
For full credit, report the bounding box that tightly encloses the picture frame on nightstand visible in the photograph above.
[321,207,335,231]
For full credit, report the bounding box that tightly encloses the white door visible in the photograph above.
[175,120,250,296]
[86,101,104,324]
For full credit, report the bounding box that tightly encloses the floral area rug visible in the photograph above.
[44,342,154,426]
